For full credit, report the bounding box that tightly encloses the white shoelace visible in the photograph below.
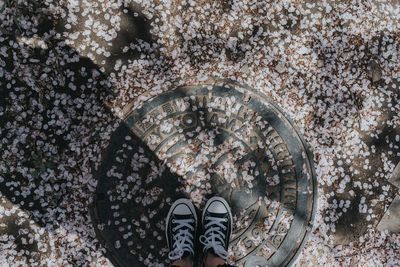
[199,216,228,260]
[168,218,195,261]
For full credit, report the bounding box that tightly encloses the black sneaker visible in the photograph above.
[166,198,198,261]
[199,196,233,261]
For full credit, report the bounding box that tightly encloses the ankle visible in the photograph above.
[204,251,225,267]
[171,256,193,267]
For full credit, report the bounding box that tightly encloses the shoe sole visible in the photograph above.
[202,196,233,239]
[165,198,198,250]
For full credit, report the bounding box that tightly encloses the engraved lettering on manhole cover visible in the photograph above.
[92,82,317,267]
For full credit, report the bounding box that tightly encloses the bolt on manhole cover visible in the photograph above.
[92,80,317,267]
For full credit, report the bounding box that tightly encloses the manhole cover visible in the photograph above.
[92,81,317,267]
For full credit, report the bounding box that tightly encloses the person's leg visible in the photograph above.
[166,199,198,267]
[199,197,235,267]
[203,252,227,267]
[171,258,193,267]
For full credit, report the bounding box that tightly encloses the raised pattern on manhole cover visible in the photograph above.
[92,81,317,267]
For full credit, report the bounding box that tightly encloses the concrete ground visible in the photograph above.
[1,0,399,266]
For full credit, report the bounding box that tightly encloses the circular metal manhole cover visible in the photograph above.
[92,81,317,267]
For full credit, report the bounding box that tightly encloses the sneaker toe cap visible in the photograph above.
[173,203,193,215]
[207,201,229,213]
